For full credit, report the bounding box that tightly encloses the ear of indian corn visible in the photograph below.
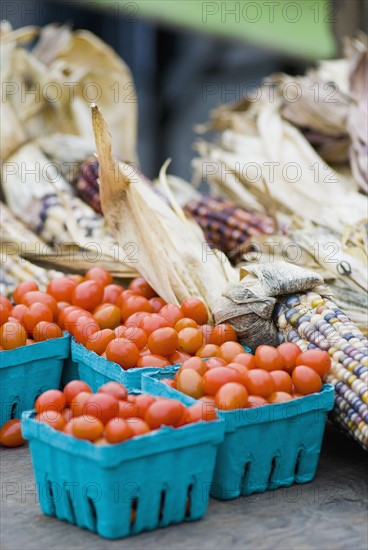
[275,290,368,450]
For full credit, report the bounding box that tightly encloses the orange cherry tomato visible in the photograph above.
[13,281,39,304]
[0,419,26,447]
[98,381,128,401]
[233,353,257,370]
[181,297,208,325]
[128,277,157,299]
[93,303,121,329]
[268,391,293,404]
[148,327,178,356]
[177,327,203,354]
[246,395,269,408]
[85,328,115,355]
[71,391,94,417]
[56,301,71,317]
[21,291,58,319]
[217,341,245,363]
[177,368,203,398]
[35,411,67,431]
[138,313,171,335]
[0,320,27,350]
[269,370,293,393]
[47,276,77,302]
[199,324,217,344]
[124,311,149,328]
[63,418,76,434]
[226,363,249,385]
[9,304,27,324]
[104,418,133,443]
[174,317,199,331]
[215,382,248,410]
[202,367,244,396]
[255,345,285,372]
[244,370,275,397]
[180,357,207,376]
[85,267,113,287]
[0,295,12,311]
[144,399,186,429]
[198,395,217,406]
[103,284,124,304]
[23,303,53,334]
[35,390,66,413]
[116,290,137,309]
[148,297,166,312]
[58,305,81,330]
[72,415,104,441]
[196,344,219,358]
[72,316,100,346]
[169,350,192,364]
[114,326,148,350]
[292,366,322,395]
[63,380,92,406]
[33,321,63,342]
[26,338,35,345]
[162,378,176,388]
[85,393,119,424]
[105,338,140,369]
[125,417,151,437]
[0,303,9,326]
[277,342,302,373]
[205,357,227,369]
[116,400,137,419]
[159,304,184,326]
[212,323,238,345]
[296,350,331,377]
[134,394,156,419]
[136,354,171,368]
[186,402,217,422]
[68,274,85,285]
[121,295,153,322]
[72,280,103,311]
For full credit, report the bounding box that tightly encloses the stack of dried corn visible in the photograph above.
[275,290,368,450]
[184,195,275,262]
[0,251,62,297]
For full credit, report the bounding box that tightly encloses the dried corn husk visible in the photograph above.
[346,34,368,194]
[275,60,351,164]
[1,23,137,161]
[92,105,235,313]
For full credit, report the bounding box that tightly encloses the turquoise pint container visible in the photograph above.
[22,402,225,539]
[71,338,178,390]
[142,367,335,500]
[0,334,70,426]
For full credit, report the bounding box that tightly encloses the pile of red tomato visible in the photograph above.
[0,268,237,371]
[0,380,217,447]
[162,343,331,410]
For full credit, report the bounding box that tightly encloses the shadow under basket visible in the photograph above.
[71,338,176,391]
[22,406,225,539]
[142,367,335,500]
[0,334,70,426]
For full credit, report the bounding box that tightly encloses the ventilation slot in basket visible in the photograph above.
[294,448,304,478]
[130,497,138,528]
[185,484,193,519]
[158,491,166,522]
[45,479,56,516]
[268,457,278,485]
[87,497,97,533]
[10,400,19,419]
[65,488,76,525]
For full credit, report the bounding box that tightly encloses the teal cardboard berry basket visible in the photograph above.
[142,367,335,500]
[71,338,178,390]
[21,401,225,539]
[0,334,70,426]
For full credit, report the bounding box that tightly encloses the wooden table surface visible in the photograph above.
[1,423,367,550]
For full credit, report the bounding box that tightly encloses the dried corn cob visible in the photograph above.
[0,251,62,297]
[184,195,275,262]
[275,290,368,450]
[74,157,102,214]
